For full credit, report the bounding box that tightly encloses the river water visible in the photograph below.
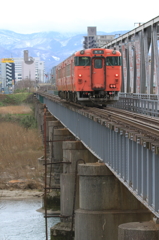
[0,198,60,240]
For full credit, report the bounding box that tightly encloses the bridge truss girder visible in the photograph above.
[39,96,159,219]
[103,16,159,95]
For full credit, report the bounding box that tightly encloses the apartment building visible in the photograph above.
[83,27,115,49]
[0,58,15,88]
[0,50,45,90]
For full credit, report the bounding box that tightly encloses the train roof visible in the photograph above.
[75,48,121,56]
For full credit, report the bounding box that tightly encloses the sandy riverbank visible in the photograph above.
[0,190,43,199]
[0,189,60,215]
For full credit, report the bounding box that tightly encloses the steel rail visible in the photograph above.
[90,108,159,130]
[106,106,159,125]
[88,108,159,139]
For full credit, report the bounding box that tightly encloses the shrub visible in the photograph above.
[0,93,33,106]
[20,115,37,129]
[0,102,4,106]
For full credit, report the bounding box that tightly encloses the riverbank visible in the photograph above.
[0,103,44,197]
[0,189,43,199]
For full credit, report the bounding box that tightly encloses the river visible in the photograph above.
[0,198,60,240]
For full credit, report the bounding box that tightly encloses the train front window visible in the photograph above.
[106,56,121,66]
[74,57,90,66]
[94,59,102,68]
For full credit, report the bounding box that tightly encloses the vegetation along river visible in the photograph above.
[0,93,60,239]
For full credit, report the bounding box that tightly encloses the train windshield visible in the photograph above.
[106,56,121,66]
[74,57,91,66]
[94,59,102,68]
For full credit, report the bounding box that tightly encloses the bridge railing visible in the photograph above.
[112,93,159,117]
[119,93,159,100]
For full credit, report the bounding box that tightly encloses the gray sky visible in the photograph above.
[1,0,158,34]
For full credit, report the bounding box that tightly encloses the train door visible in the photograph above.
[91,57,105,90]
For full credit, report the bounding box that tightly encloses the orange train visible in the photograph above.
[56,48,122,106]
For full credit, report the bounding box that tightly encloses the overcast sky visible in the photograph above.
[0,0,158,34]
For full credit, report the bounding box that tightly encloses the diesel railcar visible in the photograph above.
[56,48,122,106]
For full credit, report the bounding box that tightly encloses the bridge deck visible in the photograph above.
[37,94,159,218]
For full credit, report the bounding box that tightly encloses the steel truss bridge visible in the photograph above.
[103,15,159,95]
[36,15,159,221]
[36,92,159,220]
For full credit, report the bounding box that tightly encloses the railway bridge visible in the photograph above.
[34,16,159,240]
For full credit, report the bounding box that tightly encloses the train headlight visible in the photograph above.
[109,84,116,88]
[79,74,82,77]
[112,50,116,54]
[80,50,85,55]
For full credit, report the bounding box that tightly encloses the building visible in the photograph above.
[14,58,44,83]
[14,50,45,83]
[0,58,15,89]
[50,66,56,86]
[0,51,45,91]
[22,50,35,81]
[83,27,115,49]
[36,60,45,83]
[14,57,24,82]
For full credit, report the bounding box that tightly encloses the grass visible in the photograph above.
[0,122,44,190]
[0,105,32,114]
[0,101,44,190]
[0,105,37,129]
[0,92,32,106]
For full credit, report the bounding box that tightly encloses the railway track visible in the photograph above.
[88,107,159,140]
[36,91,159,141]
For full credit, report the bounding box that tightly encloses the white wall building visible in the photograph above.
[14,58,23,82]
[13,50,45,83]
[36,61,45,83]
[22,50,35,81]
[0,51,45,91]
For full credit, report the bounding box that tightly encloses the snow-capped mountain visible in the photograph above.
[0,30,128,73]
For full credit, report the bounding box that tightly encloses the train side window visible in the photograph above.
[74,57,90,66]
[94,59,102,68]
[106,57,121,66]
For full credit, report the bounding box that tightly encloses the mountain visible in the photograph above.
[0,30,128,73]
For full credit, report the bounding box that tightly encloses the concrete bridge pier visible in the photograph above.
[118,221,159,240]
[48,120,63,160]
[61,141,97,218]
[47,120,64,187]
[50,141,98,240]
[45,126,75,211]
[45,114,57,150]
[75,163,152,240]
[50,128,75,185]
[37,117,58,168]
[35,102,44,132]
